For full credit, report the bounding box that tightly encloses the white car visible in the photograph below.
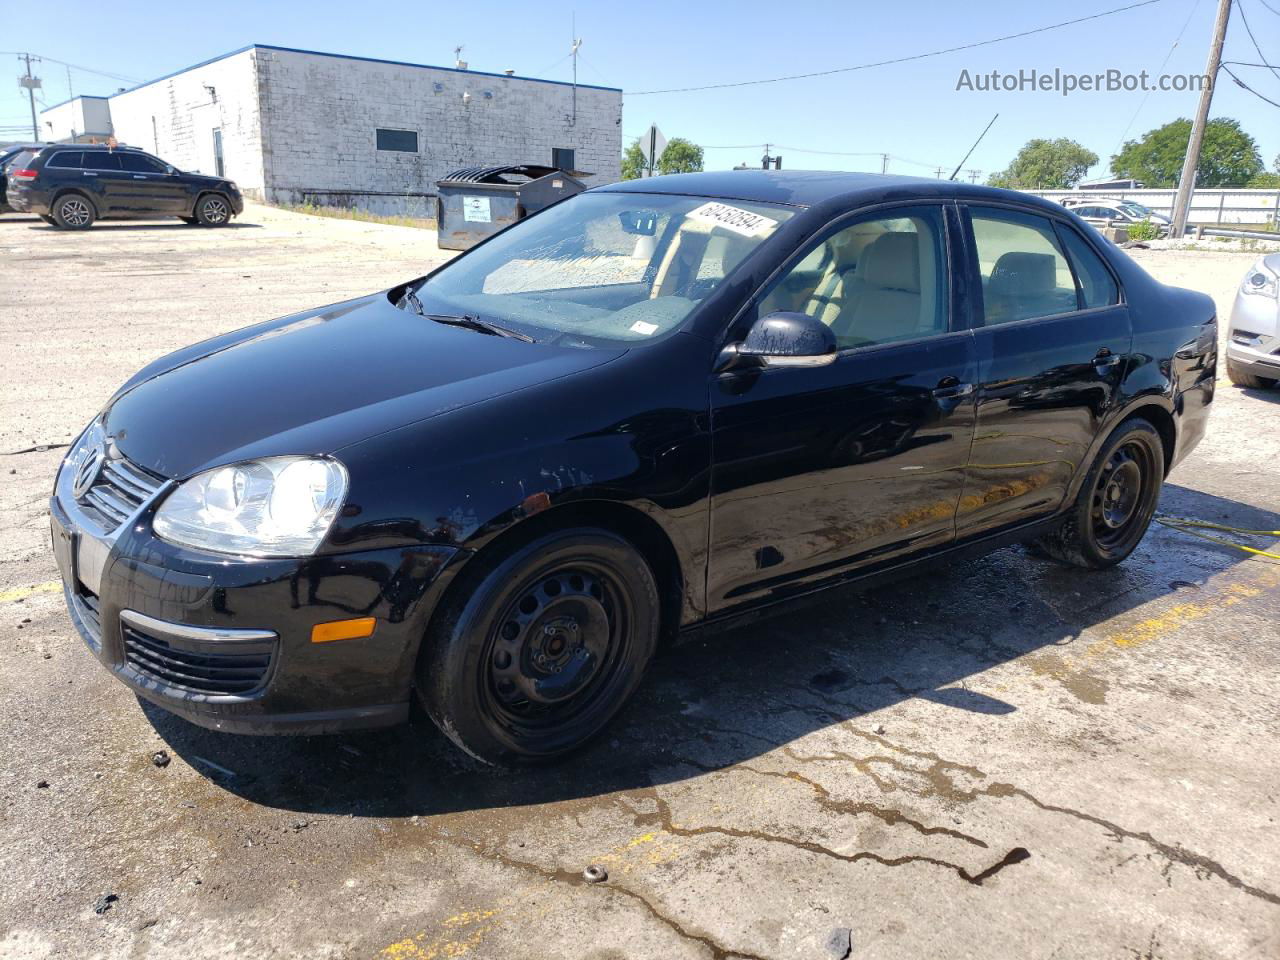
[1062,198,1170,235]
[1227,254,1280,389]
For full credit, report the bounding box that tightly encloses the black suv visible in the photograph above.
[5,143,243,229]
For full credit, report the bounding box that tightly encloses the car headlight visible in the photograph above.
[153,456,348,557]
[1242,262,1278,299]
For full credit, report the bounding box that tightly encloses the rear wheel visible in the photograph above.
[194,194,232,226]
[1034,418,1164,569]
[1226,357,1277,390]
[418,529,660,766]
[52,194,95,230]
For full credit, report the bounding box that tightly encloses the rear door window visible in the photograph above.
[1056,225,1119,308]
[969,207,1079,325]
[46,151,84,169]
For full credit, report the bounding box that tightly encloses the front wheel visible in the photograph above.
[418,529,660,766]
[194,194,232,226]
[1034,418,1164,569]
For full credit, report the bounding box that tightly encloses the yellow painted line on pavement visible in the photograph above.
[0,580,60,604]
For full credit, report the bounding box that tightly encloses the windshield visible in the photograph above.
[415,192,794,344]
[1120,202,1153,217]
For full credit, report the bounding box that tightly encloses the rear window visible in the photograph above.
[5,151,35,172]
[46,151,83,169]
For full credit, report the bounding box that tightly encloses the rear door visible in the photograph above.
[83,152,131,212]
[955,204,1130,538]
[707,202,979,610]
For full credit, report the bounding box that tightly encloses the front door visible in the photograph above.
[117,152,186,214]
[707,204,978,611]
[955,205,1132,538]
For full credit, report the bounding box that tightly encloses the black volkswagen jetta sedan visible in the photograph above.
[51,171,1216,764]
[7,143,242,228]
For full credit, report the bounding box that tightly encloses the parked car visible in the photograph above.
[0,143,47,213]
[1226,253,1279,389]
[1061,199,1169,236]
[1061,196,1171,227]
[50,172,1216,765]
[5,143,242,228]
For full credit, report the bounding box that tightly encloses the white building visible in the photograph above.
[39,95,114,143]
[40,44,623,217]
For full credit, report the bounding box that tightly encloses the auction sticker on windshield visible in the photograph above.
[687,201,778,237]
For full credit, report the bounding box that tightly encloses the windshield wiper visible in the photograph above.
[425,312,534,342]
[397,287,534,342]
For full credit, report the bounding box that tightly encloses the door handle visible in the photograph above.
[933,376,975,399]
[132,175,146,180]
[82,172,97,177]
[1093,348,1122,370]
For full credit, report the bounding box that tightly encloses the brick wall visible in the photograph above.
[254,48,622,216]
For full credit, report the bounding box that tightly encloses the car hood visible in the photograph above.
[104,292,624,478]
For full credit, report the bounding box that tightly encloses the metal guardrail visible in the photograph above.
[1187,225,1280,242]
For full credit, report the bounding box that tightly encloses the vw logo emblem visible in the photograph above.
[72,445,106,499]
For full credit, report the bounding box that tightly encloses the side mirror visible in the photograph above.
[165,165,177,175]
[720,311,837,371]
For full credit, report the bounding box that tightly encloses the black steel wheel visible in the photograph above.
[1034,418,1164,569]
[418,528,660,765]
[52,193,96,230]
[194,194,232,226]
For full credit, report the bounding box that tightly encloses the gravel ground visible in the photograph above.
[1,206,1277,960]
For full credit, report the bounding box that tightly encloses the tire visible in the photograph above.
[39,214,56,226]
[418,528,660,766]
[51,193,96,230]
[194,194,232,226]
[1226,357,1277,390]
[1034,418,1164,569]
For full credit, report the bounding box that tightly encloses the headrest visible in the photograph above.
[989,252,1057,296]
[857,232,920,294]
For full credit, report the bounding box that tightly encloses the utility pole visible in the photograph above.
[1170,0,1231,237]
[935,166,946,179]
[18,53,42,141]
[967,169,981,183]
[881,154,889,174]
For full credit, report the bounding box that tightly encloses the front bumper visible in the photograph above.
[1227,342,1280,381]
[50,460,463,735]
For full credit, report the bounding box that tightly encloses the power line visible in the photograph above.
[1221,63,1280,107]
[0,51,141,85]
[1235,0,1280,83]
[628,0,1166,95]
[1255,0,1279,14]
[1112,0,1202,156]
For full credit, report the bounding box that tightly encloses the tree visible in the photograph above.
[1248,153,1280,188]
[987,138,1098,189]
[621,139,646,180]
[1111,118,1263,188]
[657,138,704,175]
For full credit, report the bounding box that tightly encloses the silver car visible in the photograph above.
[1227,253,1280,389]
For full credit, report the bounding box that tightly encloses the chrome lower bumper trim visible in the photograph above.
[119,609,277,643]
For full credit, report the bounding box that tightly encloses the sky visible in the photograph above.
[3,0,1278,182]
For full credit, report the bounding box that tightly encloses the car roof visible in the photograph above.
[39,143,143,153]
[595,169,1071,215]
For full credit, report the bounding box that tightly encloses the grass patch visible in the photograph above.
[276,201,435,230]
